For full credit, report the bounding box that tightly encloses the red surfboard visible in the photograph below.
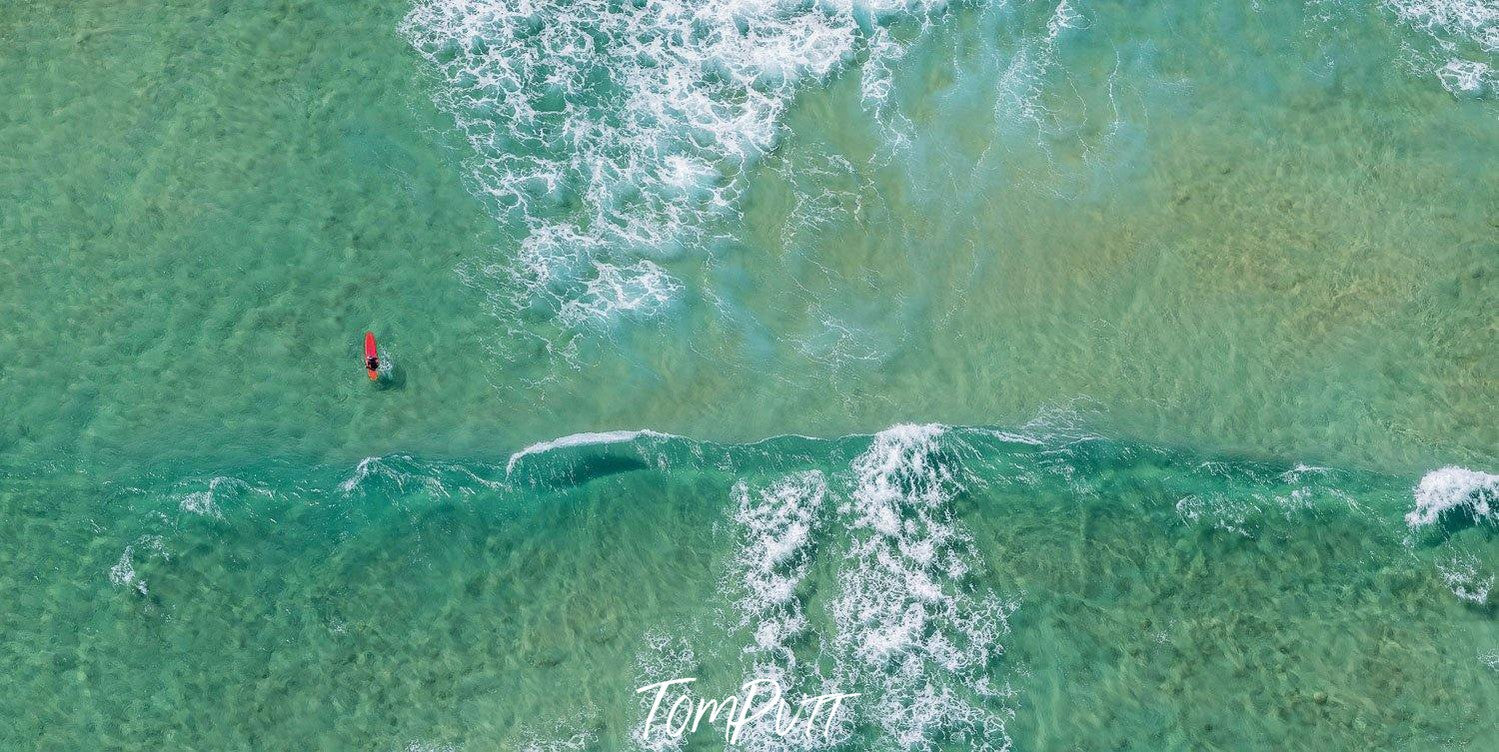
[364,331,379,380]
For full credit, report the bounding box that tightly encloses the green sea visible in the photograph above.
[1,0,1496,749]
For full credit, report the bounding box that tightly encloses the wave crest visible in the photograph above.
[1406,465,1498,529]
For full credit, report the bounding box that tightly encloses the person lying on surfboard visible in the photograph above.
[364,331,381,380]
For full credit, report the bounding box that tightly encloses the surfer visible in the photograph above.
[364,331,381,380]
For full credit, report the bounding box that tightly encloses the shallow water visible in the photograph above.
[1,0,1495,749]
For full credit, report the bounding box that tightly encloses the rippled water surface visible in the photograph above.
[1,0,1495,749]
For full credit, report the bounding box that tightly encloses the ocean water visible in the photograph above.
[1,0,1496,749]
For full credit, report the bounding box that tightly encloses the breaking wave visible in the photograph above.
[87,422,1492,747]
[825,426,1016,749]
[627,425,1018,750]
[1405,465,1497,530]
[400,0,964,328]
[1381,0,1498,96]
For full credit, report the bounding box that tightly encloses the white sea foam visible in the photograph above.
[723,471,838,750]
[733,473,827,617]
[401,0,962,328]
[1405,466,1497,529]
[631,632,697,752]
[1435,550,1493,605]
[992,0,1093,151]
[560,260,683,326]
[1482,650,1499,670]
[109,536,166,596]
[827,424,1017,750]
[701,426,1015,750]
[1046,0,1085,42]
[109,548,144,594]
[178,476,271,517]
[1437,57,1493,93]
[179,488,219,517]
[1385,0,1499,52]
[1382,0,1498,95]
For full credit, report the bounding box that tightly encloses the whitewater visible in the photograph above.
[0,0,1494,749]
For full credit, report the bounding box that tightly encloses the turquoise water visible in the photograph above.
[2,0,1496,749]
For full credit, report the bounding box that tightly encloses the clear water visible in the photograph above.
[1,0,1495,749]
